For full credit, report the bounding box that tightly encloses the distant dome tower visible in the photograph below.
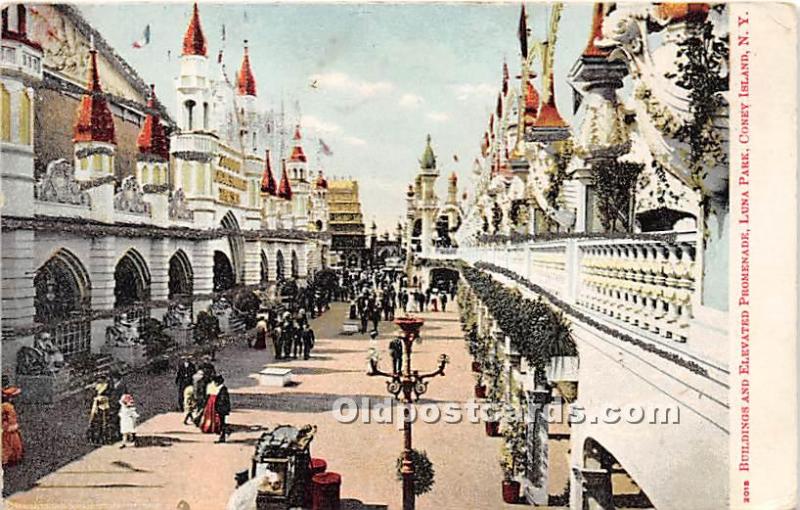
[416,135,439,256]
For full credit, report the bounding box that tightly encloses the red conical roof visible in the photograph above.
[657,3,710,23]
[74,47,116,144]
[315,171,328,189]
[533,73,567,129]
[289,125,307,163]
[137,85,169,159]
[182,3,207,56]
[261,150,277,195]
[583,3,610,58]
[523,79,540,127]
[236,44,257,96]
[278,161,293,200]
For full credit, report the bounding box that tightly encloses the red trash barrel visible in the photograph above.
[310,458,328,475]
[311,472,341,510]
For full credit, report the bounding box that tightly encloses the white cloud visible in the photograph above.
[399,93,424,109]
[341,136,367,146]
[452,83,496,101]
[310,71,393,97]
[426,111,450,122]
[301,114,341,134]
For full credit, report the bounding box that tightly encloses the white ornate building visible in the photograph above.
[1,3,330,377]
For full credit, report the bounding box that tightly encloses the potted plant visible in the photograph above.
[499,405,527,503]
[474,373,487,399]
[483,356,503,436]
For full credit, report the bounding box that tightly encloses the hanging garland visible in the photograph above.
[474,261,710,378]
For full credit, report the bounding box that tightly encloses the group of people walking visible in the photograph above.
[86,372,140,448]
[176,356,231,442]
[254,307,317,361]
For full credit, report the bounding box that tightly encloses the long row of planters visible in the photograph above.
[456,263,575,504]
[474,261,709,377]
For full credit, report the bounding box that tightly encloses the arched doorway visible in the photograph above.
[34,248,92,356]
[260,250,269,287]
[221,211,244,284]
[581,438,654,509]
[213,251,235,292]
[115,249,151,307]
[275,250,285,281]
[168,250,193,300]
[291,250,299,279]
[429,267,459,290]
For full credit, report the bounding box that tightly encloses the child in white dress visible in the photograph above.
[118,394,139,448]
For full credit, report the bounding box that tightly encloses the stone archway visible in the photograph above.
[580,438,654,510]
[213,250,235,292]
[34,248,92,356]
[276,250,285,281]
[115,249,151,308]
[260,250,269,287]
[429,267,459,290]
[291,250,299,279]
[221,211,244,284]
[168,249,193,300]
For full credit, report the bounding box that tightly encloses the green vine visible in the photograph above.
[592,160,644,232]
[545,140,574,210]
[664,14,729,194]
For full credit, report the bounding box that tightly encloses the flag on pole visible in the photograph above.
[319,139,333,156]
[132,25,151,49]
[518,4,528,60]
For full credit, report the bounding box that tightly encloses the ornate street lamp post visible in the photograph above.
[367,316,449,510]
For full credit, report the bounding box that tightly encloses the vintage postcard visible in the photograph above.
[1,2,796,509]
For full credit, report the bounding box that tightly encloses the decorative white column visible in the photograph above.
[243,240,261,287]
[193,243,214,316]
[89,237,116,352]
[149,239,170,320]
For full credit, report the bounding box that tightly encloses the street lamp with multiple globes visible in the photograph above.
[367,316,449,510]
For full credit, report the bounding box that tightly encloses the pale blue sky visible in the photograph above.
[81,2,592,232]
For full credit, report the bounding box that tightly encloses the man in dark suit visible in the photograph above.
[389,337,403,375]
[302,325,315,360]
[214,375,231,443]
[174,357,196,412]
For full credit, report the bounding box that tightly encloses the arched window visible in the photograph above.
[202,102,209,130]
[184,100,196,130]
[0,84,10,142]
[291,250,299,279]
[19,89,31,145]
[140,164,150,184]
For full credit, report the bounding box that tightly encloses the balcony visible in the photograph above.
[456,232,700,344]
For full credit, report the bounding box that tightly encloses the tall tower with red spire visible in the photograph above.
[176,3,210,133]
[286,124,310,230]
[73,38,116,181]
[235,42,259,155]
[260,149,279,229]
[136,85,170,187]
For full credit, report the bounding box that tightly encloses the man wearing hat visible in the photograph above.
[175,356,196,412]
[2,376,23,466]
[213,375,231,443]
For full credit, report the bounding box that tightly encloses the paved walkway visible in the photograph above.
[6,303,523,510]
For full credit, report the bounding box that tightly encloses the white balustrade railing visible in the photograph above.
[170,132,217,155]
[455,232,699,344]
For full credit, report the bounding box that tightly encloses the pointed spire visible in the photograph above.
[583,3,610,58]
[236,42,257,96]
[496,92,503,118]
[278,160,293,200]
[289,125,307,163]
[533,67,567,128]
[420,134,436,170]
[518,3,529,60]
[137,85,169,159]
[261,149,277,195]
[73,44,115,144]
[523,79,540,127]
[502,61,509,96]
[182,3,207,56]
[449,171,458,183]
[406,184,415,197]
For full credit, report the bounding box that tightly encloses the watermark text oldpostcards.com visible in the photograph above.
[330,397,680,427]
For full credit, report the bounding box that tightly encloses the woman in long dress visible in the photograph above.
[200,378,221,434]
[87,380,116,445]
[2,385,24,466]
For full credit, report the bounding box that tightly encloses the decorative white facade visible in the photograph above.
[1,3,330,378]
